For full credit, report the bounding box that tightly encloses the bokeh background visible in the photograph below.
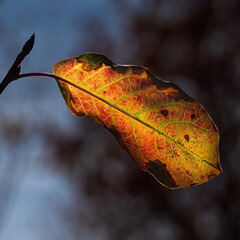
[0,0,240,239]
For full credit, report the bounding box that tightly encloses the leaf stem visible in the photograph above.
[16,72,98,96]
[15,72,119,106]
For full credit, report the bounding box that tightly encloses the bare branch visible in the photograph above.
[0,34,35,95]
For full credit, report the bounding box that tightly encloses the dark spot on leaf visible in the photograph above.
[208,174,216,179]
[146,159,177,188]
[136,96,141,101]
[103,91,107,94]
[77,53,115,71]
[216,162,222,172]
[114,65,128,74]
[160,109,168,117]
[190,183,197,186]
[148,71,194,102]
[212,123,218,132]
[191,114,195,119]
[131,66,143,75]
[184,135,190,142]
[57,82,70,103]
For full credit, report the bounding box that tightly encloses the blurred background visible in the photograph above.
[0,0,240,239]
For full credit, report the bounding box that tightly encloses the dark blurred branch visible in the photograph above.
[0,33,35,95]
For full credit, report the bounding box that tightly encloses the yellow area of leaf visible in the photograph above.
[53,53,222,189]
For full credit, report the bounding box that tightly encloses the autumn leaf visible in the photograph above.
[52,53,222,188]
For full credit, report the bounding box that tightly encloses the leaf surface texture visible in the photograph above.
[53,53,222,188]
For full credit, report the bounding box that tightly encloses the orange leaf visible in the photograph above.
[53,53,222,189]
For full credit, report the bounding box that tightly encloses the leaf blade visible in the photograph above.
[53,53,222,188]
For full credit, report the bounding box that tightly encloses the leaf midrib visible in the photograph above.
[55,72,218,170]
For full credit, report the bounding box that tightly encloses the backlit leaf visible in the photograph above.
[53,53,222,189]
